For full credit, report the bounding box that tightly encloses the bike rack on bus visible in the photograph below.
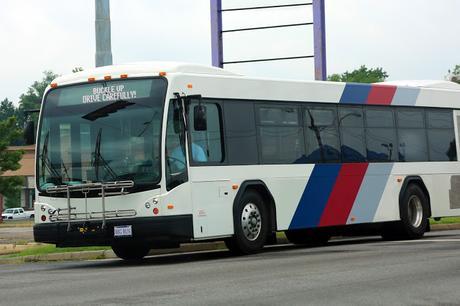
[46,181,135,231]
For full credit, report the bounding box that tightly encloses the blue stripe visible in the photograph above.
[340,83,372,104]
[289,164,341,229]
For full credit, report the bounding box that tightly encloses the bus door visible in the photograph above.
[188,100,233,239]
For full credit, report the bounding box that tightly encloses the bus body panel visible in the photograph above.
[33,63,460,247]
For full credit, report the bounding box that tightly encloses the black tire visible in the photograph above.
[112,243,150,261]
[382,184,429,240]
[285,228,330,247]
[225,190,269,255]
[30,214,34,219]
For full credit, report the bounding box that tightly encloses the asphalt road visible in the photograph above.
[1,230,460,306]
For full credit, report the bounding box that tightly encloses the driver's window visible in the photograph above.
[165,100,188,191]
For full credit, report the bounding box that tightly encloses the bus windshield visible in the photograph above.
[37,78,167,193]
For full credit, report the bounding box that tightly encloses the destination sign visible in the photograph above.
[54,79,154,107]
[82,85,137,104]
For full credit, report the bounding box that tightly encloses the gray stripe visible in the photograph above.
[347,164,394,224]
[392,87,420,106]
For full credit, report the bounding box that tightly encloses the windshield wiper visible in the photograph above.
[82,100,135,122]
[92,128,118,181]
[40,131,62,182]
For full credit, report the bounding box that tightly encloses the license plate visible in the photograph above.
[114,225,132,237]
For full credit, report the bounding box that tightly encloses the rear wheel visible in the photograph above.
[382,184,429,240]
[285,228,330,246]
[112,243,150,261]
[225,190,269,255]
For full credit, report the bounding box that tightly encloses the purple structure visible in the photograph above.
[313,0,327,81]
[210,0,223,68]
[210,0,327,80]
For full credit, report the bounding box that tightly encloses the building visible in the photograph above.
[1,145,35,209]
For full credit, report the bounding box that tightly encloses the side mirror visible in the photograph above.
[24,121,35,145]
[194,105,207,131]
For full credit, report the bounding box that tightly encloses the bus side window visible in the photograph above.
[427,110,457,161]
[304,106,340,163]
[165,100,188,190]
[189,101,224,164]
[365,108,397,162]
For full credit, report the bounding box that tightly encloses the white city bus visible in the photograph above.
[33,62,460,260]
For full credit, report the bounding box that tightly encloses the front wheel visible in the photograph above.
[225,190,269,255]
[112,243,150,261]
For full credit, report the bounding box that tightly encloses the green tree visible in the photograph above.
[17,71,59,128]
[0,98,18,121]
[0,117,24,207]
[4,184,22,208]
[328,65,389,83]
[448,65,460,84]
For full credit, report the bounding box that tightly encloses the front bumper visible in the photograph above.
[34,215,193,247]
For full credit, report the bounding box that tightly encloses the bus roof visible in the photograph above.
[52,61,460,91]
[52,61,241,86]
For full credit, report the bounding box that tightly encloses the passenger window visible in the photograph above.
[427,110,456,161]
[189,101,224,163]
[365,108,397,162]
[257,105,305,164]
[339,106,366,162]
[304,106,340,163]
[397,109,428,162]
[224,101,258,165]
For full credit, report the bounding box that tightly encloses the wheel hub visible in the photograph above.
[408,195,423,228]
[241,203,262,241]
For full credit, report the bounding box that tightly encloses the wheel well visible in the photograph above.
[235,181,277,232]
[400,176,432,218]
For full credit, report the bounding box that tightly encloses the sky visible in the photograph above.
[1,0,459,104]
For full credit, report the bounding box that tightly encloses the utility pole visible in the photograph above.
[95,0,113,67]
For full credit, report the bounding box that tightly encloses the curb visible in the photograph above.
[431,223,460,231]
[0,224,459,265]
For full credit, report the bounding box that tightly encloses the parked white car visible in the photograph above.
[1,208,34,220]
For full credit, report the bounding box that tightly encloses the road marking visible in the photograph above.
[393,239,460,243]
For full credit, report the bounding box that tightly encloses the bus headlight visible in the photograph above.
[145,202,151,209]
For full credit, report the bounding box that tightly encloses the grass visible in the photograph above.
[430,217,460,225]
[0,220,34,228]
[1,244,110,258]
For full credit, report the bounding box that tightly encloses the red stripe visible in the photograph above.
[366,85,397,105]
[318,163,369,227]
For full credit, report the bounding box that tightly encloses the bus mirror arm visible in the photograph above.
[173,93,187,133]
